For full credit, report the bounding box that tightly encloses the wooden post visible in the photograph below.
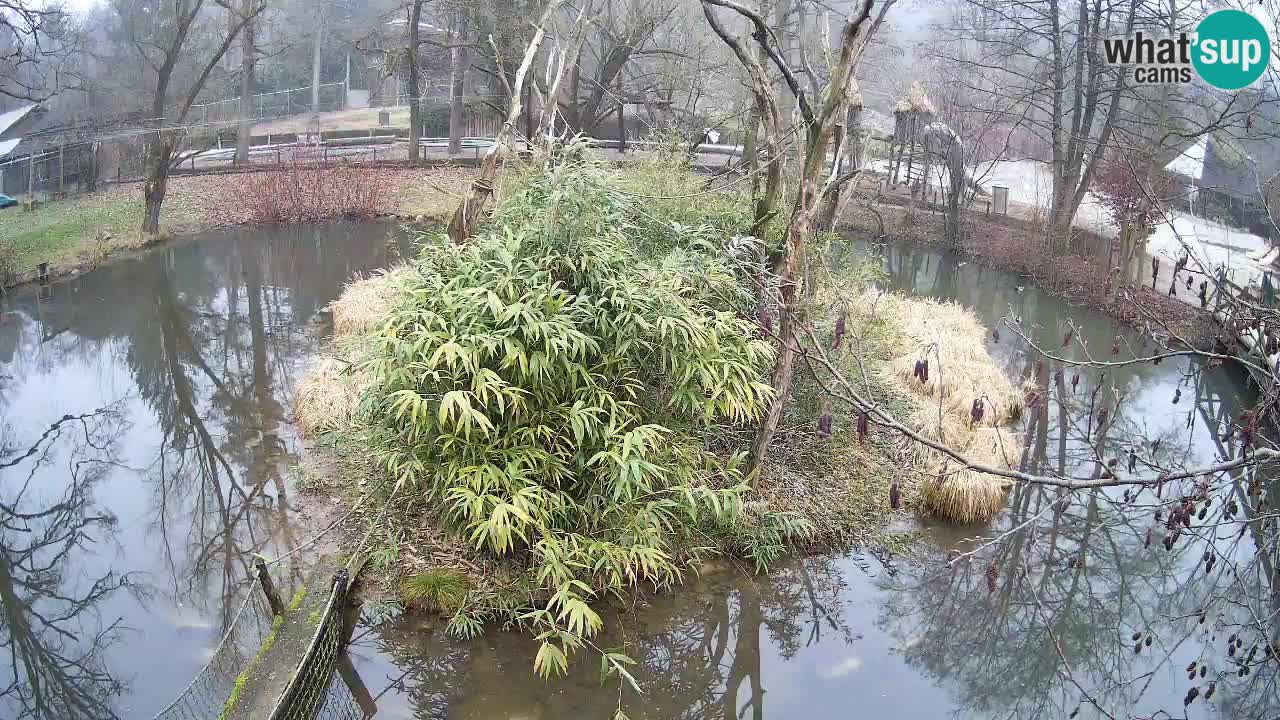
[255,556,286,615]
[27,148,36,203]
[58,145,64,197]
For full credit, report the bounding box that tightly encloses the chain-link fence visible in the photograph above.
[312,670,370,720]
[268,569,352,720]
[0,140,103,200]
[149,585,277,720]
[191,83,348,125]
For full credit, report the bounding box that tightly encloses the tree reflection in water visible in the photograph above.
[0,405,140,720]
[0,222,410,716]
[356,556,859,720]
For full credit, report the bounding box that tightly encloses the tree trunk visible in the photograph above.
[751,142,829,470]
[742,103,760,197]
[750,206,809,470]
[311,9,326,113]
[943,138,964,247]
[564,58,582,132]
[235,0,256,165]
[446,0,563,242]
[447,12,469,156]
[408,0,424,164]
[142,133,171,236]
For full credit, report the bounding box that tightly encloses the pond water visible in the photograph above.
[2,229,1276,720]
[345,239,1279,719]
[0,222,411,719]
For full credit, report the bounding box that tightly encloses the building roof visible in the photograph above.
[0,138,19,160]
[0,104,41,139]
[1197,98,1280,200]
[1164,136,1206,180]
[1200,132,1280,200]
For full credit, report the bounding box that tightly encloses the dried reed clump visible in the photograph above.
[330,267,413,339]
[907,418,1019,524]
[883,295,1023,425]
[295,355,370,435]
[874,292,1022,524]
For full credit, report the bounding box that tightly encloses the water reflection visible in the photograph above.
[0,222,409,717]
[0,404,135,719]
[351,556,889,720]
[354,240,1278,720]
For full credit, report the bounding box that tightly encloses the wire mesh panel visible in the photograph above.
[268,569,351,720]
[150,588,274,720]
[313,670,370,720]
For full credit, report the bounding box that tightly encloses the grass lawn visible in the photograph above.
[0,193,142,274]
[0,166,475,286]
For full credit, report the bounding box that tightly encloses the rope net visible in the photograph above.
[150,586,275,720]
[150,568,366,720]
[268,570,352,720]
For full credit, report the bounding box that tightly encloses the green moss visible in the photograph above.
[217,585,309,720]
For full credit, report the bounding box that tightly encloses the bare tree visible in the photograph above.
[930,0,1138,247]
[701,0,894,471]
[407,0,425,163]
[446,7,468,155]
[112,0,265,235]
[0,1,81,103]
[445,0,565,242]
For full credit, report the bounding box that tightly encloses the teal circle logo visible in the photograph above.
[1193,10,1270,90]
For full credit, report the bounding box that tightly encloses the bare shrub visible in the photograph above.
[229,152,395,224]
[0,241,19,289]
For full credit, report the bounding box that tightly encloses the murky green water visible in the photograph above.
[0,222,410,719]
[3,229,1275,719]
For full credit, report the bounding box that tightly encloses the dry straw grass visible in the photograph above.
[883,295,1023,425]
[295,355,370,435]
[330,267,413,338]
[874,292,1023,524]
[295,267,412,436]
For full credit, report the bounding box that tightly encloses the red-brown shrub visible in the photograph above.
[229,152,396,224]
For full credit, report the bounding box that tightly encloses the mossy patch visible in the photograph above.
[218,587,308,720]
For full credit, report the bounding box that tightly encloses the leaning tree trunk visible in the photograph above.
[445,0,563,243]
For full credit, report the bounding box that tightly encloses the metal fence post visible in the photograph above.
[27,149,35,205]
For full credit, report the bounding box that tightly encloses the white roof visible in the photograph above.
[0,104,38,137]
[1165,136,1207,181]
[0,138,19,159]
[385,17,444,32]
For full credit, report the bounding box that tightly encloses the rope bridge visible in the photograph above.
[149,566,371,720]
[147,480,396,720]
